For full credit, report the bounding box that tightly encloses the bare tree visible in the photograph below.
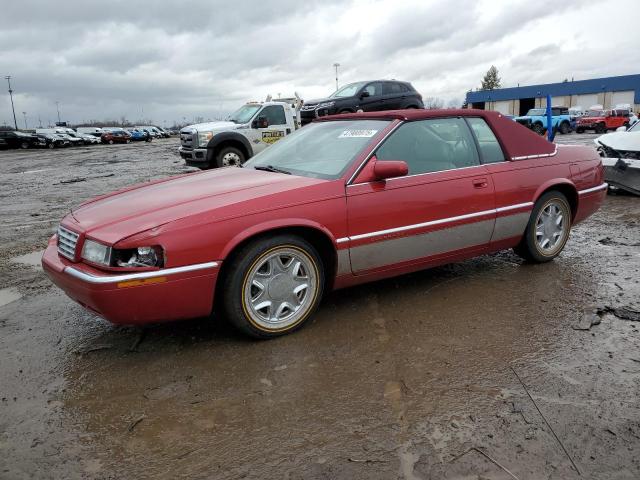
[447,98,461,109]
[423,97,445,109]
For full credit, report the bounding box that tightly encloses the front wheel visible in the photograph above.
[532,122,544,135]
[48,143,55,149]
[514,191,571,263]
[20,142,29,149]
[221,235,325,338]
[559,121,570,134]
[108,139,114,145]
[215,146,245,168]
[596,123,606,134]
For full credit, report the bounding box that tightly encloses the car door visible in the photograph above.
[358,82,385,112]
[346,117,495,273]
[381,82,404,109]
[245,105,289,154]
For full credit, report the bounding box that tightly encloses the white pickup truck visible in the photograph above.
[179,100,300,169]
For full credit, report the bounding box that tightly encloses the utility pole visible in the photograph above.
[55,101,61,123]
[5,76,18,130]
[22,111,27,129]
[333,63,340,91]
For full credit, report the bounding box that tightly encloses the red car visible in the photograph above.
[576,109,631,133]
[42,110,606,338]
[101,130,132,144]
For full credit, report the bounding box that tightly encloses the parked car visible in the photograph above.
[76,127,104,137]
[101,131,132,144]
[576,109,631,133]
[154,126,171,138]
[515,106,573,134]
[135,125,163,138]
[35,133,68,148]
[126,129,148,141]
[179,101,298,168]
[42,109,606,338]
[300,80,424,125]
[56,133,83,146]
[0,138,7,149]
[78,133,100,144]
[594,120,640,195]
[0,130,43,149]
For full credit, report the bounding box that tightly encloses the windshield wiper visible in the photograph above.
[253,165,292,175]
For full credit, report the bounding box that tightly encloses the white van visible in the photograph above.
[76,127,104,137]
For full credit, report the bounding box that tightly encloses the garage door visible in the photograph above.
[575,94,599,109]
[492,101,511,115]
[611,90,634,108]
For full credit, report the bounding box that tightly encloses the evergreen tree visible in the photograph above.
[481,66,501,90]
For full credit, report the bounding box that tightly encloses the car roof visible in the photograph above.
[318,108,556,159]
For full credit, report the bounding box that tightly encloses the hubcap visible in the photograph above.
[222,152,242,166]
[535,201,567,254]
[243,247,318,331]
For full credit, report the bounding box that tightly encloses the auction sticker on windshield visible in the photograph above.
[338,129,378,138]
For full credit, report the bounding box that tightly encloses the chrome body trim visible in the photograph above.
[348,163,487,187]
[64,261,219,284]
[511,146,558,161]
[336,237,349,244]
[578,183,608,195]
[496,202,534,213]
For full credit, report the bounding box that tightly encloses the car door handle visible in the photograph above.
[472,178,488,188]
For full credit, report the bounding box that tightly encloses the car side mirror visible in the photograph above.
[616,126,627,132]
[360,91,370,98]
[252,116,269,129]
[373,160,408,180]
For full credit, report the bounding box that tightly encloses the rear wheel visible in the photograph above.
[20,141,29,149]
[215,146,245,168]
[514,191,571,263]
[532,122,545,135]
[221,235,325,339]
[108,139,114,145]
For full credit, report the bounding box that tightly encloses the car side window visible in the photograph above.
[260,105,287,125]
[363,82,383,97]
[383,82,404,95]
[466,118,505,164]
[375,118,479,175]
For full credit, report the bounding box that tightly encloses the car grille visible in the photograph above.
[57,226,79,260]
[300,104,317,111]
[180,132,194,148]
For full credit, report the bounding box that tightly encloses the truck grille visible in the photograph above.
[180,132,194,148]
[57,226,79,260]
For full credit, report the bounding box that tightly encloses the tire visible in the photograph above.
[126,139,131,144]
[514,191,572,263]
[338,109,353,114]
[20,142,29,149]
[576,127,584,134]
[108,139,114,145]
[215,146,245,168]
[596,123,606,134]
[559,121,570,134]
[221,234,325,339]
[532,122,545,135]
[48,143,55,149]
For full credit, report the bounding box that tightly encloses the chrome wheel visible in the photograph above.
[222,151,242,166]
[535,200,568,255]
[242,247,319,331]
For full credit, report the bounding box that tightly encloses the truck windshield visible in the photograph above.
[526,109,546,116]
[228,105,261,124]
[330,82,367,98]
[244,119,390,180]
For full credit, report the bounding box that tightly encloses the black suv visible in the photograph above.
[300,80,423,125]
[0,130,44,149]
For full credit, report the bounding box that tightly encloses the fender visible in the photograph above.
[219,218,340,260]
[205,132,254,163]
[531,178,578,212]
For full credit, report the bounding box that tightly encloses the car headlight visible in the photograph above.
[81,239,112,266]
[317,101,335,109]
[113,246,164,268]
[197,131,213,146]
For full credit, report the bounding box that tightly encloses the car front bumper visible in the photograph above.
[41,237,220,325]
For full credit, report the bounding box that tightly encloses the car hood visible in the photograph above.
[66,168,330,244]
[595,131,640,151]
[181,121,240,133]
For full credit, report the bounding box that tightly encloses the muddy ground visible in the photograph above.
[0,134,639,480]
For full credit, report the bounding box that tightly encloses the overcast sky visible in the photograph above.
[1,0,638,127]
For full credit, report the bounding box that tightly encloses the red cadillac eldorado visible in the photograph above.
[42,109,607,338]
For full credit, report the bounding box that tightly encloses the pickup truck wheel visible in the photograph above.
[532,122,544,135]
[559,121,570,134]
[514,191,571,263]
[576,127,584,134]
[216,146,245,168]
[596,123,606,134]
[221,234,325,339]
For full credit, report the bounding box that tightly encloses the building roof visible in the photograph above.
[466,74,640,104]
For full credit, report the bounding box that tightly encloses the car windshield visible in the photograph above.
[525,109,546,116]
[628,121,639,132]
[227,105,261,124]
[586,110,603,117]
[329,82,367,98]
[244,119,390,180]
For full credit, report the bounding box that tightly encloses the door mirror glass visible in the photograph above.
[360,91,370,98]
[252,116,269,129]
[373,160,408,180]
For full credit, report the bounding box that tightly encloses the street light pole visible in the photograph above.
[333,63,340,91]
[22,111,27,129]
[55,101,61,123]
[5,76,18,130]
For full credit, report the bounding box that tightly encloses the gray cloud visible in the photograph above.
[0,0,637,127]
